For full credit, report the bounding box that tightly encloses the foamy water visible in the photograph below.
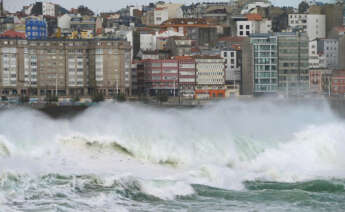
[1,99,345,211]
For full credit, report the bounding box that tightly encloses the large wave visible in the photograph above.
[1,99,345,203]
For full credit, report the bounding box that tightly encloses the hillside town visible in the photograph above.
[0,0,345,104]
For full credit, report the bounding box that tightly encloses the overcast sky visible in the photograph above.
[5,0,331,13]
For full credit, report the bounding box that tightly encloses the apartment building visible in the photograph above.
[288,14,326,41]
[25,19,47,40]
[309,69,332,94]
[176,56,196,97]
[0,38,131,97]
[42,2,56,17]
[251,34,278,95]
[288,14,308,30]
[143,59,179,96]
[236,14,272,37]
[194,55,225,99]
[278,32,309,95]
[309,39,326,69]
[307,14,326,41]
[317,38,339,69]
[331,70,345,95]
[221,48,241,84]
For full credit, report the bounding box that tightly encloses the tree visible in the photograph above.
[298,1,309,14]
[77,5,95,16]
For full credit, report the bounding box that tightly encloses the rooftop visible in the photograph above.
[0,30,25,39]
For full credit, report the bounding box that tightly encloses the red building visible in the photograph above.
[144,59,179,96]
[142,57,197,97]
[309,69,332,94]
[175,56,196,97]
[331,70,345,95]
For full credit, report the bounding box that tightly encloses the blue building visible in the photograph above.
[25,19,47,40]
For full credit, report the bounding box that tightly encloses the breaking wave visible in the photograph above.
[1,99,345,211]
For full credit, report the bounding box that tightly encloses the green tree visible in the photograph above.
[298,1,309,13]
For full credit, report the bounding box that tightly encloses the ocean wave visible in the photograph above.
[0,100,344,193]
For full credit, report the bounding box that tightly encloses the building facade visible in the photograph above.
[251,34,278,94]
[278,32,309,96]
[195,56,225,99]
[331,70,345,96]
[288,14,326,41]
[237,19,272,37]
[221,48,241,83]
[317,38,339,69]
[0,38,131,97]
[143,59,179,96]
[42,2,56,17]
[25,19,47,40]
[177,56,196,97]
[288,14,307,30]
[306,14,326,41]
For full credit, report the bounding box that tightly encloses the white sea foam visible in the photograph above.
[0,100,344,197]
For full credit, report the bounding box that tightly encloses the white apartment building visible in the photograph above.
[309,40,326,69]
[195,56,225,87]
[140,32,157,50]
[288,14,308,30]
[1,47,17,88]
[42,2,56,17]
[154,8,169,25]
[237,19,272,37]
[307,15,326,41]
[140,29,184,51]
[221,49,241,82]
[58,14,74,33]
[289,14,325,40]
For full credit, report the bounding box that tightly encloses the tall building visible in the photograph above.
[0,39,131,97]
[277,32,309,95]
[309,4,343,37]
[221,48,241,84]
[25,19,47,40]
[307,14,326,41]
[177,56,196,97]
[309,39,326,69]
[143,59,179,96]
[194,55,225,99]
[251,34,278,95]
[317,39,339,69]
[216,36,252,95]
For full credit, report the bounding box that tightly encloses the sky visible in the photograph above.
[5,0,332,13]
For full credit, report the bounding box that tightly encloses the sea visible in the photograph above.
[1,99,345,212]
